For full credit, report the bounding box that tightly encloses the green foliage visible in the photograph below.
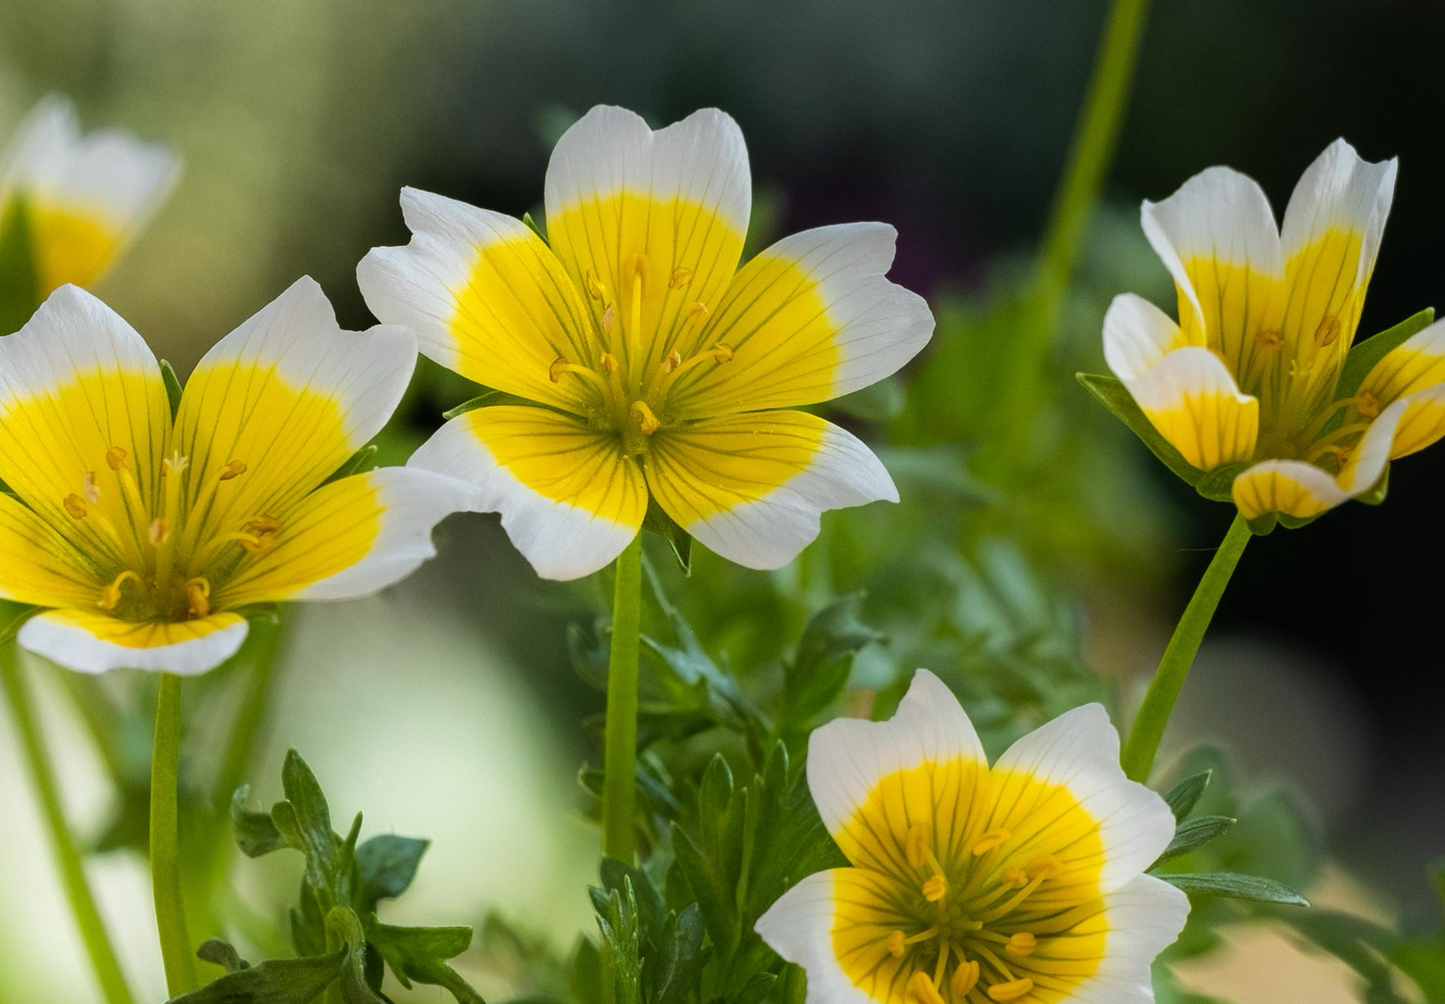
[1077,371,1203,488]
[172,750,485,1004]
[322,445,380,487]
[161,360,185,417]
[0,195,40,334]
[1336,308,1436,400]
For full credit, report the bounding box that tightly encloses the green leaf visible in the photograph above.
[1336,307,1435,399]
[781,593,882,730]
[197,939,251,974]
[329,910,389,1004]
[1160,871,1309,906]
[166,949,346,1004]
[356,835,430,912]
[369,923,484,1004]
[160,360,185,418]
[594,879,644,1004]
[1163,770,1212,822]
[523,211,548,244]
[1152,815,1236,867]
[442,388,539,419]
[642,498,692,574]
[321,445,379,487]
[1077,372,1203,487]
[231,785,286,858]
[0,196,40,334]
[654,905,709,1004]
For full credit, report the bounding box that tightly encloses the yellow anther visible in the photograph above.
[218,460,247,481]
[1315,316,1342,347]
[98,570,144,612]
[887,930,906,958]
[669,266,693,289]
[1005,932,1038,958]
[712,342,734,363]
[584,268,607,301]
[63,494,88,519]
[150,518,171,545]
[661,350,684,374]
[82,471,100,504]
[922,875,948,902]
[1356,390,1380,419]
[972,827,1011,856]
[905,823,932,869]
[244,515,280,534]
[549,356,570,383]
[1026,853,1063,880]
[1256,328,1283,349]
[987,978,1035,1002]
[686,302,709,324]
[906,972,946,1004]
[951,959,980,996]
[601,352,619,374]
[238,533,273,554]
[601,304,617,332]
[1003,866,1030,889]
[186,578,212,618]
[631,401,660,435]
[105,446,128,471]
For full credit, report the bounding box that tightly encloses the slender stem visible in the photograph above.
[1121,515,1252,782]
[0,645,138,1004]
[991,0,1153,469]
[151,672,197,996]
[601,533,644,863]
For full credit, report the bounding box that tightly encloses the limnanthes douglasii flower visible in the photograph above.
[1102,139,1445,526]
[0,279,473,674]
[1,95,179,296]
[358,106,933,579]
[756,671,1186,1004]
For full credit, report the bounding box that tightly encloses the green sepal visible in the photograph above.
[523,211,548,245]
[1160,870,1309,906]
[1162,770,1212,822]
[1245,512,1279,536]
[160,360,185,418]
[642,498,692,574]
[1357,464,1389,506]
[1077,372,1204,487]
[1151,815,1237,867]
[321,445,378,487]
[1335,307,1435,400]
[1193,461,1250,503]
[0,194,40,335]
[164,947,347,1003]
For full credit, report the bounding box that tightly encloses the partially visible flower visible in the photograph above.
[0,279,473,675]
[359,105,933,579]
[1101,139,1445,527]
[1,95,179,297]
[757,671,1186,1004]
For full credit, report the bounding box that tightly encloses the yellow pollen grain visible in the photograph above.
[105,446,128,471]
[887,931,906,958]
[951,959,981,996]
[905,971,946,1004]
[987,978,1035,1002]
[63,494,88,519]
[631,401,660,436]
[1315,316,1342,347]
[669,266,693,289]
[219,460,248,481]
[1005,932,1038,958]
[1356,390,1380,419]
[922,875,948,902]
[972,828,1011,856]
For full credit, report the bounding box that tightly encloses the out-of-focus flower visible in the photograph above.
[1099,139,1445,527]
[0,279,473,675]
[756,670,1186,1004]
[0,95,180,298]
[358,105,933,579]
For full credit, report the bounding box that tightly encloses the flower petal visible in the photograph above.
[2,95,179,292]
[1123,347,1259,471]
[1385,385,1445,460]
[357,188,598,414]
[173,276,416,553]
[1102,293,1187,382]
[0,492,102,608]
[644,410,896,571]
[665,223,933,416]
[407,405,647,580]
[17,608,248,676]
[543,106,751,374]
[1230,459,1348,521]
[214,468,475,608]
[0,285,170,567]
[1140,165,1282,378]
[1357,318,1445,411]
[1062,875,1190,1004]
[992,704,1175,892]
[753,871,876,1004]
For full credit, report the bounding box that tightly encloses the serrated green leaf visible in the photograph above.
[160,360,185,418]
[781,593,882,730]
[356,835,429,912]
[642,498,692,574]
[1077,372,1203,487]
[231,785,286,858]
[594,880,643,1004]
[369,923,484,1004]
[0,196,40,334]
[1336,307,1436,399]
[321,445,378,487]
[654,905,709,1004]
[1152,815,1236,867]
[1161,871,1308,906]
[197,938,251,974]
[1163,770,1212,822]
[166,949,346,1004]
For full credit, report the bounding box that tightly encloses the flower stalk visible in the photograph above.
[151,671,197,996]
[0,644,138,1004]
[601,532,644,862]
[1121,514,1252,781]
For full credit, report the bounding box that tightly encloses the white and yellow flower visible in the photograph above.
[756,671,1186,1004]
[358,105,933,579]
[1103,139,1445,525]
[1,95,179,296]
[0,279,474,675]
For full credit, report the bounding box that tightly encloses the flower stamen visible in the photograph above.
[987,978,1035,1002]
[185,577,211,618]
[972,827,1011,856]
[98,570,145,611]
[905,971,946,1004]
[631,401,661,436]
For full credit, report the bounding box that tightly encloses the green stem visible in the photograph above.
[1121,515,1252,782]
[151,672,197,996]
[601,533,643,863]
[993,0,1152,468]
[0,646,138,1004]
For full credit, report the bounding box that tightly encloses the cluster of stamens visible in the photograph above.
[545,254,733,450]
[886,822,1065,1003]
[61,447,278,621]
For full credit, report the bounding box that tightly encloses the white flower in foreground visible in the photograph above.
[757,671,1188,1004]
[1,95,179,297]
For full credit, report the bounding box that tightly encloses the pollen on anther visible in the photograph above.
[549,356,569,383]
[1315,316,1342,347]
[1025,853,1063,880]
[1005,932,1038,958]
[1356,390,1380,419]
[905,972,946,1004]
[219,460,248,481]
[987,978,1034,1002]
[712,342,734,363]
[584,269,607,301]
[63,494,88,519]
[669,266,693,289]
[105,446,128,471]
[1256,328,1284,349]
[601,353,619,374]
[661,350,683,374]
[922,875,948,902]
[186,579,211,618]
[631,401,660,436]
[972,827,1011,856]
[887,930,906,958]
[245,515,280,534]
[1003,866,1029,889]
[951,960,981,996]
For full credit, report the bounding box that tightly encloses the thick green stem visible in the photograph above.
[151,672,197,996]
[601,533,643,863]
[1121,515,1252,782]
[0,646,138,1004]
[993,0,1152,468]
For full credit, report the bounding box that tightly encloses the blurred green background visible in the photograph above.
[2,0,1442,1001]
